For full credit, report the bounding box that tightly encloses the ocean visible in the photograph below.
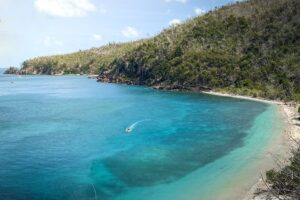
[0,75,284,200]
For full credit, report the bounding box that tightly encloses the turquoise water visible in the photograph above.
[0,75,282,200]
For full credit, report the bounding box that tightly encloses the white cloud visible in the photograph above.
[93,34,103,41]
[34,0,97,17]
[43,36,63,47]
[122,26,140,38]
[195,8,206,16]
[165,0,187,3]
[169,19,181,26]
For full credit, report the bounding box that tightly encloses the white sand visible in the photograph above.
[202,91,300,200]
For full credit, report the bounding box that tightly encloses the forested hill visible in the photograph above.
[18,41,144,75]
[13,0,300,100]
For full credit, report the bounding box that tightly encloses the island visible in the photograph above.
[2,0,299,198]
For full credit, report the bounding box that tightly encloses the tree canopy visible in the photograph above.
[14,0,300,101]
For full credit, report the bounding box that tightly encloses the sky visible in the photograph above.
[0,0,237,68]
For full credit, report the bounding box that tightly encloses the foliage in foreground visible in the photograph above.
[266,146,300,199]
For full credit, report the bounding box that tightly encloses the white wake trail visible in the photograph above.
[126,119,151,133]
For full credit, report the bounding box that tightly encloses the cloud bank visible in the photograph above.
[34,0,97,17]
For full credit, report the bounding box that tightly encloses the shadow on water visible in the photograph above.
[0,76,271,200]
[89,131,247,199]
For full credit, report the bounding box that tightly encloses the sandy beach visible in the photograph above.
[202,91,300,200]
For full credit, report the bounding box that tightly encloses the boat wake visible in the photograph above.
[125,119,151,133]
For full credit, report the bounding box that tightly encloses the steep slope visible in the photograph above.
[100,0,300,100]
[16,0,300,100]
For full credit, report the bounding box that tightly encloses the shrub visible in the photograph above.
[266,147,300,199]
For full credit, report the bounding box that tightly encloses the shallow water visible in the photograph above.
[0,75,282,200]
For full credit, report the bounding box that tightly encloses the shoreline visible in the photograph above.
[201,91,283,105]
[202,90,299,200]
[89,78,300,200]
[6,75,299,199]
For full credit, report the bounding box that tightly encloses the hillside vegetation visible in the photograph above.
[3,67,18,74]
[18,41,143,75]
[13,0,300,100]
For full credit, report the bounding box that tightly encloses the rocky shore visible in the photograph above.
[97,74,212,92]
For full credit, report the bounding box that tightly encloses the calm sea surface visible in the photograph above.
[0,75,282,200]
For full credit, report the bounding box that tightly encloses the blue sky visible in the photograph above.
[0,0,236,68]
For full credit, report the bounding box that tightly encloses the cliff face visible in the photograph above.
[19,0,300,100]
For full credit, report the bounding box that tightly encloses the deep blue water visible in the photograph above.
[0,75,280,200]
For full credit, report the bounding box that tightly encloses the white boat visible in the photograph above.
[125,128,132,133]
